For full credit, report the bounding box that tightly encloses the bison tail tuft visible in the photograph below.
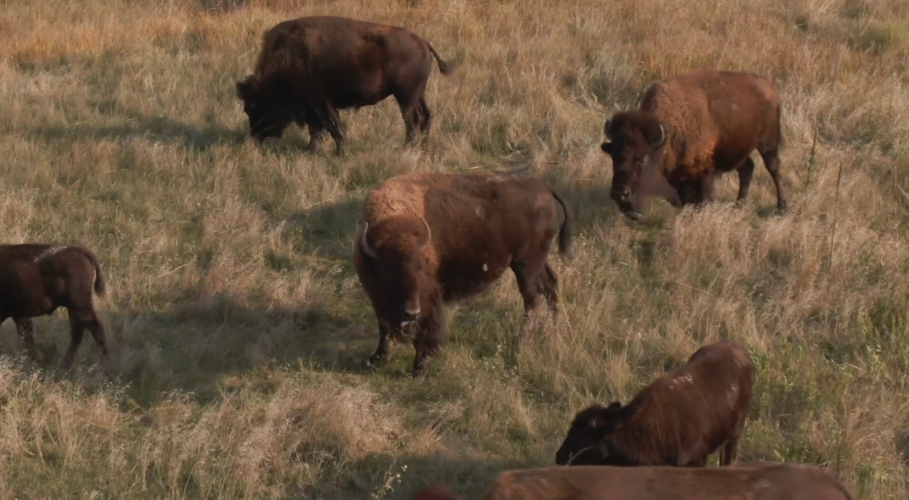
[410,484,460,500]
[550,189,573,259]
[427,43,454,75]
[79,247,107,297]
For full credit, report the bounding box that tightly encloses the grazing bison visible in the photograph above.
[600,69,786,219]
[410,463,853,500]
[0,244,109,371]
[235,16,453,155]
[353,172,573,377]
[555,339,754,467]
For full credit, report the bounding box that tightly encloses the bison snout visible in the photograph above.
[401,306,421,325]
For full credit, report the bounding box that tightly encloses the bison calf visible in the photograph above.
[555,339,755,467]
[410,463,853,500]
[0,244,109,371]
[353,172,573,377]
[236,16,452,155]
[600,69,786,219]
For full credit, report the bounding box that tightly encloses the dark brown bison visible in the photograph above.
[235,16,452,155]
[555,339,755,467]
[353,172,572,377]
[410,463,853,500]
[0,244,109,371]
[600,69,786,219]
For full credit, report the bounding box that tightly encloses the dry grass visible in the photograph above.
[1,0,908,498]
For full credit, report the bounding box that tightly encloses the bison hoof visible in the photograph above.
[363,356,387,371]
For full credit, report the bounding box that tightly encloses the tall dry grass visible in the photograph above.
[1,0,908,498]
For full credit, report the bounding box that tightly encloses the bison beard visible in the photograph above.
[235,16,453,155]
[352,173,573,378]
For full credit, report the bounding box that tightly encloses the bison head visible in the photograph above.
[358,216,432,327]
[600,112,669,219]
[236,75,294,142]
[555,402,627,466]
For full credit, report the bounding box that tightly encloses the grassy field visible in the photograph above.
[1,0,908,498]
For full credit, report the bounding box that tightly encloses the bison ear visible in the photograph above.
[600,142,613,155]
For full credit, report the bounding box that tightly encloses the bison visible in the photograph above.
[555,339,755,467]
[235,16,453,155]
[600,69,787,219]
[409,463,853,500]
[0,244,109,372]
[353,172,573,377]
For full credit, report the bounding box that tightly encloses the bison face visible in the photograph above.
[358,217,432,328]
[236,76,293,142]
[600,114,667,219]
[555,402,625,466]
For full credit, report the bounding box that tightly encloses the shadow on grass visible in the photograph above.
[29,115,247,152]
[0,287,383,406]
[281,195,365,261]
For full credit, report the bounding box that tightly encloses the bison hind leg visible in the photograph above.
[758,147,787,212]
[418,97,432,135]
[541,263,560,318]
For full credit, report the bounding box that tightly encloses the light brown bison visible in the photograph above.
[410,463,853,500]
[236,16,452,155]
[601,69,786,219]
[0,244,109,371]
[555,339,754,467]
[353,172,572,377]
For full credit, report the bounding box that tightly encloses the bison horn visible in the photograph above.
[652,123,666,149]
[604,119,613,141]
[419,217,432,248]
[360,222,378,259]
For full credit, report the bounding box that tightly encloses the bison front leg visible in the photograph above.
[735,157,756,206]
[411,307,444,378]
[364,320,392,371]
[13,317,42,364]
[306,125,325,153]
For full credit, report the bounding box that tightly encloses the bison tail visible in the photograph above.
[78,247,107,297]
[427,43,453,75]
[410,484,460,500]
[551,189,573,259]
